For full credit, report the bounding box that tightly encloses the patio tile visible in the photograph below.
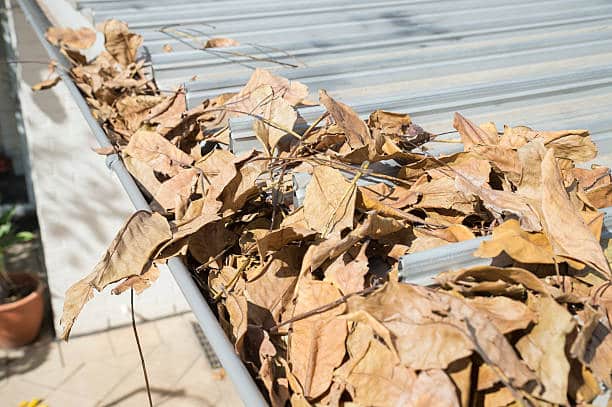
[55,360,129,401]
[11,341,82,390]
[107,321,162,359]
[95,367,177,407]
[0,378,53,406]
[58,331,115,367]
[44,388,96,407]
[165,355,244,407]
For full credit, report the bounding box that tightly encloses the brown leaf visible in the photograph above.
[289,280,347,399]
[162,43,173,52]
[474,219,554,264]
[111,264,160,295]
[320,90,371,150]
[91,211,171,290]
[60,271,96,340]
[347,282,535,387]
[204,37,240,48]
[324,242,369,295]
[45,26,96,49]
[114,95,165,132]
[336,333,418,407]
[542,129,597,162]
[300,212,403,275]
[585,183,612,209]
[61,211,170,340]
[453,112,499,149]
[436,265,554,296]
[455,174,541,232]
[153,168,198,210]
[224,69,309,119]
[256,225,315,258]
[246,246,303,323]
[123,155,162,197]
[91,146,115,155]
[252,89,297,154]
[188,219,237,264]
[124,129,194,176]
[409,370,461,407]
[31,76,61,91]
[410,224,475,253]
[102,19,143,66]
[516,295,575,404]
[303,165,356,236]
[571,307,612,388]
[467,296,536,334]
[540,148,611,278]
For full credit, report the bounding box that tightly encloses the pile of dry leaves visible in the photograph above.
[46,20,612,406]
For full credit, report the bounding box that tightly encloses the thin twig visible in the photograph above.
[269,286,379,333]
[131,289,153,407]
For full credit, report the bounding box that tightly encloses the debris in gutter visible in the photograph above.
[48,20,612,407]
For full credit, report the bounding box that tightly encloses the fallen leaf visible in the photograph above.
[453,112,499,149]
[474,219,554,264]
[436,265,553,296]
[516,295,575,404]
[153,168,198,210]
[102,19,143,66]
[346,282,535,387]
[467,296,536,334]
[91,211,171,290]
[111,264,160,295]
[320,90,372,150]
[31,76,61,91]
[59,271,96,340]
[124,129,194,176]
[162,43,173,52]
[45,26,96,49]
[324,242,369,295]
[540,148,611,278]
[336,333,418,407]
[303,165,356,236]
[205,37,241,48]
[289,280,347,399]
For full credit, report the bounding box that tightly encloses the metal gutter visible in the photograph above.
[16,0,267,405]
[399,206,612,285]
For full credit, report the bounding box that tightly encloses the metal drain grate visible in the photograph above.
[191,321,222,369]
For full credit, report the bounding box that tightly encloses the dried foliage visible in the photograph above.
[50,21,612,406]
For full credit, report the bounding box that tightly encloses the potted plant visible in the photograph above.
[0,207,43,348]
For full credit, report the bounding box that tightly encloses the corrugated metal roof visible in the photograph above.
[76,0,612,275]
[78,0,612,161]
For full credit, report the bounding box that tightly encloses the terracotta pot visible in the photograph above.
[0,272,44,348]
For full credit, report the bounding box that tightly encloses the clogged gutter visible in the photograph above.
[44,21,611,406]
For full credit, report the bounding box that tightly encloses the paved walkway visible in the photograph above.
[0,313,243,406]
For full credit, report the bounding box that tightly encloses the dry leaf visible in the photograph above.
[474,219,554,264]
[111,264,160,295]
[324,242,368,295]
[45,26,96,49]
[289,280,347,399]
[124,129,194,176]
[102,19,142,66]
[31,76,61,91]
[205,37,240,48]
[453,112,499,149]
[516,295,575,404]
[541,148,611,278]
[320,90,371,150]
[59,271,96,340]
[303,165,356,236]
[90,211,171,290]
